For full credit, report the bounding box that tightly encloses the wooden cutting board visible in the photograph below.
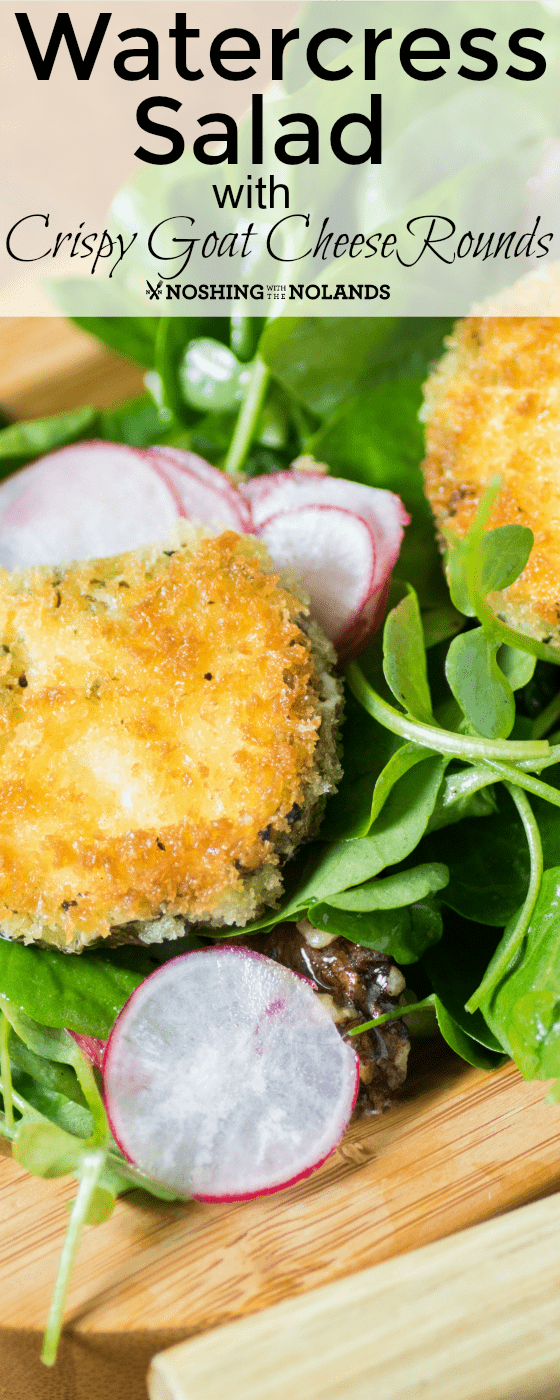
[0,318,559,1400]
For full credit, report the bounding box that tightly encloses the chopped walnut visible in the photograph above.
[236,924,410,1116]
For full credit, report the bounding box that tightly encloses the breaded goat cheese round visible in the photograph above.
[0,526,341,950]
[422,317,560,647]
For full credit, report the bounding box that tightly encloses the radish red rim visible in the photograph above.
[257,503,377,642]
[103,946,360,1203]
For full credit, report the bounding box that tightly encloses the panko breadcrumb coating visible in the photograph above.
[0,524,341,951]
[422,317,560,647]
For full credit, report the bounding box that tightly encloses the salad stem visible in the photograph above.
[482,761,560,808]
[347,662,551,765]
[348,994,436,1036]
[41,1147,107,1366]
[466,783,543,1014]
[71,1043,108,1145]
[516,746,560,772]
[223,354,269,477]
[0,1013,13,1129]
[531,690,560,740]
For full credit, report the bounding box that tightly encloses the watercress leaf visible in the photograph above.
[498,644,537,691]
[480,525,534,594]
[308,898,443,964]
[282,755,447,911]
[180,337,246,415]
[365,754,448,869]
[383,586,434,724]
[446,537,476,617]
[2,1005,107,1143]
[422,604,465,650]
[309,376,425,499]
[9,1036,87,1108]
[156,318,230,425]
[445,628,516,739]
[426,767,498,833]
[419,784,530,925]
[2,1007,83,1069]
[307,376,448,609]
[279,841,389,913]
[14,1120,86,1179]
[81,1185,117,1226]
[100,393,164,447]
[10,1069,93,1139]
[480,867,560,1081]
[325,862,449,911]
[98,1159,137,1199]
[367,744,432,832]
[423,911,505,1053]
[0,407,100,476]
[69,316,158,368]
[0,938,145,1039]
[530,766,560,868]
[517,659,560,727]
[230,316,266,362]
[366,750,445,845]
[434,998,506,1071]
[261,317,400,415]
[189,409,237,464]
[260,317,452,417]
[445,503,534,627]
[102,1153,178,1202]
[320,690,400,842]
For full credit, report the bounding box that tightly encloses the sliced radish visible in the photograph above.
[258,504,376,642]
[0,439,407,661]
[146,447,252,533]
[242,470,409,544]
[244,471,409,660]
[103,946,359,1202]
[69,1032,106,1072]
[0,441,180,569]
[334,578,393,666]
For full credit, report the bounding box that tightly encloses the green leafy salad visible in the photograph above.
[1,313,560,1363]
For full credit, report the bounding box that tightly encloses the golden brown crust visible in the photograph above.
[422,317,560,643]
[0,528,339,949]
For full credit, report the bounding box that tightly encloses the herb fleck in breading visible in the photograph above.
[0,525,342,950]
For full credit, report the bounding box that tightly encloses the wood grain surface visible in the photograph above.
[0,319,559,1400]
[0,318,144,420]
[149,1189,560,1400]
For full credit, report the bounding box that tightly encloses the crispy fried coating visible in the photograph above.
[422,317,560,646]
[0,526,341,950]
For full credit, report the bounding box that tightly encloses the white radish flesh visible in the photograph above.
[0,442,180,569]
[258,504,376,641]
[103,946,359,1202]
[244,470,408,583]
[244,471,409,658]
[147,447,253,533]
[0,440,408,661]
[243,470,409,546]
